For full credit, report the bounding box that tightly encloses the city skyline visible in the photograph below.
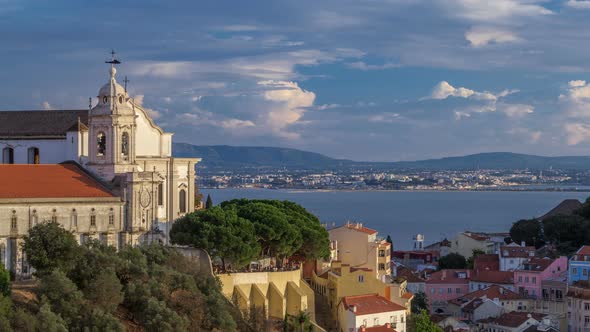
[3,1,590,161]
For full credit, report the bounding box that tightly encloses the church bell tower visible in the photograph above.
[87,52,138,181]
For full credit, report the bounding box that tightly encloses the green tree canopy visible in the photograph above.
[205,194,213,209]
[467,249,485,269]
[22,221,79,275]
[437,253,467,270]
[509,218,544,248]
[411,292,428,314]
[408,310,443,332]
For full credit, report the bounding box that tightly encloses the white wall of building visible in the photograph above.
[347,309,406,332]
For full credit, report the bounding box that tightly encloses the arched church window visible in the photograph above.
[179,189,187,213]
[2,147,14,164]
[121,132,129,158]
[10,211,17,230]
[119,96,123,104]
[103,96,108,104]
[97,132,106,156]
[28,147,40,164]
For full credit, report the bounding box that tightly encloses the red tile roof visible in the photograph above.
[395,266,425,283]
[576,246,590,256]
[471,270,514,284]
[518,258,554,272]
[0,163,116,198]
[342,294,406,315]
[365,325,396,332]
[426,269,472,284]
[449,285,524,306]
[339,223,378,235]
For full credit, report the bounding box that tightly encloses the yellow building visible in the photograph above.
[217,269,316,322]
[329,222,391,281]
[311,261,413,327]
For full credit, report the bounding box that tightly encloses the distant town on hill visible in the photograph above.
[172,143,590,191]
[173,143,590,171]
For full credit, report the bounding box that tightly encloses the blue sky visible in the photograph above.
[3,0,590,161]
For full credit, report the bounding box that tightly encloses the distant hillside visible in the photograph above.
[172,143,354,169]
[172,143,590,171]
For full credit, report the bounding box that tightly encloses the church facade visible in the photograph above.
[0,61,199,276]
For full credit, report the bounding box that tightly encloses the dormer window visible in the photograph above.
[103,96,108,104]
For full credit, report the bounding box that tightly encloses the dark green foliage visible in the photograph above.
[411,292,429,314]
[170,207,261,269]
[22,221,79,275]
[543,215,590,255]
[408,310,443,332]
[0,265,9,297]
[13,223,242,331]
[510,219,544,248]
[205,194,213,209]
[437,253,467,270]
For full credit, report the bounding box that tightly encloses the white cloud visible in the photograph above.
[317,104,340,110]
[465,26,520,47]
[41,101,52,110]
[220,118,255,129]
[442,0,552,23]
[454,111,471,120]
[430,81,497,101]
[566,0,590,9]
[347,61,401,70]
[368,113,401,123]
[559,80,590,118]
[134,94,161,119]
[565,123,590,145]
[498,103,534,117]
[258,80,316,139]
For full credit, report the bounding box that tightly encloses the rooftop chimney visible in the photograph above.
[521,241,526,247]
[385,323,391,329]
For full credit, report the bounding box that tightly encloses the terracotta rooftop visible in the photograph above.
[0,163,116,199]
[364,325,396,332]
[395,266,425,283]
[471,270,514,284]
[342,294,406,315]
[500,245,536,258]
[337,222,378,235]
[518,258,555,272]
[575,245,590,256]
[462,232,490,241]
[449,285,524,307]
[0,110,88,138]
[426,269,472,284]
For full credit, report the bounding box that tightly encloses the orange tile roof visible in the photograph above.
[402,291,414,299]
[449,285,524,306]
[0,163,116,198]
[426,269,472,284]
[342,294,406,315]
[471,270,514,284]
[365,325,396,332]
[341,223,378,235]
[577,246,590,256]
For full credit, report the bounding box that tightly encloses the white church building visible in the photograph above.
[0,58,199,276]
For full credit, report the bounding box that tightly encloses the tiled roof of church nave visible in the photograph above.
[0,110,88,138]
[0,163,116,198]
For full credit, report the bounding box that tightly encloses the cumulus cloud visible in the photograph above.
[498,104,534,117]
[134,95,161,119]
[258,80,316,139]
[41,101,52,110]
[442,0,552,23]
[559,80,590,118]
[465,27,520,47]
[565,123,590,145]
[368,113,401,123]
[430,81,498,101]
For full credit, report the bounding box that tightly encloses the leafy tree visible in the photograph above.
[411,292,429,314]
[171,207,261,269]
[543,214,590,255]
[408,310,443,332]
[509,219,544,248]
[437,253,467,270]
[205,194,213,209]
[39,270,84,325]
[84,270,123,313]
[22,221,80,275]
[11,308,37,332]
[75,308,124,332]
[35,302,68,332]
[467,249,485,269]
[0,264,9,297]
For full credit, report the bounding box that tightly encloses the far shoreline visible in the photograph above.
[201,187,590,193]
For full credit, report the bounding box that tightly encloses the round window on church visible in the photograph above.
[103,96,108,104]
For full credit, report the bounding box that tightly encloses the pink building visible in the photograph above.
[425,269,472,314]
[514,257,567,299]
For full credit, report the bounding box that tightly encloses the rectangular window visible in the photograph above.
[439,288,443,294]
[518,276,523,282]
[71,214,77,227]
[456,288,461,294]
[379,263,385,270]
[10,216,17,230]
[109,214,114,225]
[158,183,164,206]
[358,275,364,283]
[574,268,578,275]
[447,288,452,294]
[585,303,590,311]
[430,288,435,294]
[584,269,588,276]
[90,215,96,227]
[379,250,385,257]
[532,277,536,284]
[525,277,529,283]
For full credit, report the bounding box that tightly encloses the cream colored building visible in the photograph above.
[338,294,406,332]
[329,222,391,281]
[449,232,495,258]
[0,57,199,276]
